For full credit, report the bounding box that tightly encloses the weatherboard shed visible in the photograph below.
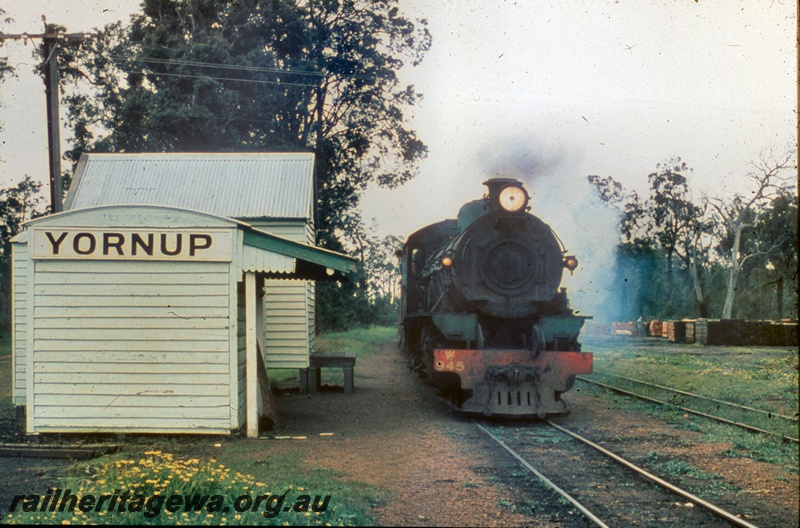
[11,205,355,436]
[64,152,320,370]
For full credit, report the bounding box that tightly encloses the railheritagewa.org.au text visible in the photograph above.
[8,488,331,519]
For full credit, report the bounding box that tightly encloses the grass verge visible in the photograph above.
[582,335,798,417]
[580,334,798,470]
[5,447,377,526]
[642,452,741,496]
[269,326,396,385]
[313,327,397,358]
[577,381,798,471]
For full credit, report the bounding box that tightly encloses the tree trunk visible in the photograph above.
[721,226,743,319]
[688,259,708,318]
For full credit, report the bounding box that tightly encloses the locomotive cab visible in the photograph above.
[399,178,593,417]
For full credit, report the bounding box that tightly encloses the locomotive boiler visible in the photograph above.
[399,178,592,417]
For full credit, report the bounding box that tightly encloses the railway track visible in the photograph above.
[577,373,799,444]
[476,420,760,528]
[590,372,797,422]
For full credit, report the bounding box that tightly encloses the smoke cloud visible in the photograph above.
[476,134,622,322]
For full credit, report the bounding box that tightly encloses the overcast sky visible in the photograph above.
[0,0,796,313]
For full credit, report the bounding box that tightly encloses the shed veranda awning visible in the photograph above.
[240,224,356,282]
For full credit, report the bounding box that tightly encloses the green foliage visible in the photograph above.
[591,160,712,320]
[49,0,429,332]
[0,333,10,357]
[315,280,396,333]
[316,279,374,333]
[611,242,693,321]
[589,152,797,321]
[733,192,798,320]
[56,0,430,239]
[707,149,796,319]
[317,216,402,331]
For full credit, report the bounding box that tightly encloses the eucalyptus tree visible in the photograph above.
[53,0,431,245]
[729,191,798,319]
[708,148,795,319]
[589,158,713,318]
[646,159,712,317]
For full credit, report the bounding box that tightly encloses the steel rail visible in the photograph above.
[545,421,761,528]
[577,376,799,444]
[593,371,798,422]
[473,421,610,528]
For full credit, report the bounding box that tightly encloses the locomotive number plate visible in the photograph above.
[435,360,465,372]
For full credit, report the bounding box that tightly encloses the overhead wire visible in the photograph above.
[136,70,320,88]
[62,48,386,135]
[107,54,377,81]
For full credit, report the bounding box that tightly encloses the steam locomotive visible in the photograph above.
[398,178,592,417]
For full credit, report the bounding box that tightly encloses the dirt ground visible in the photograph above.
[262,342,549,526]
[1,340,797,527]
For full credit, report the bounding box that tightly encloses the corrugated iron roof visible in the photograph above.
[65,152,315,220]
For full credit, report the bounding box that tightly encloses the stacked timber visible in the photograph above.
[649,320,662,337]
[695,319,709,344]
[684,320,696,344]
[695,319,797,346]
[667,321,687,343]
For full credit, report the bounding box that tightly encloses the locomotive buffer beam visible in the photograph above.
[433,348,592,418]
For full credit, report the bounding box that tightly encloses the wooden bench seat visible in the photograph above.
[299,355,356,394]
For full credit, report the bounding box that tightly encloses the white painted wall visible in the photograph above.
[252,220,315,369]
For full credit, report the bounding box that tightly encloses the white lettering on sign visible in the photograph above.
[31,228,233,261]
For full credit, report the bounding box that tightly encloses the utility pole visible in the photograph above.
[0,18,96,213]
[43,30,62,214]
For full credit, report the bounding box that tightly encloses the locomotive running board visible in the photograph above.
[433,349,593,417]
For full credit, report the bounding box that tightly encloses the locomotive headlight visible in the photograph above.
[498,185,529,212]
[564,256,579,272]
[441,256,453,267]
